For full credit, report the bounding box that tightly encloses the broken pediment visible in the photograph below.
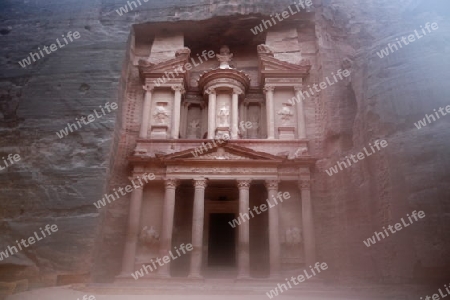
[160,144,283,162]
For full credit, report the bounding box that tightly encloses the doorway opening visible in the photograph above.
[208,213,236,267]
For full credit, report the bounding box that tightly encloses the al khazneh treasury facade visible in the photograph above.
[115,17,319,281]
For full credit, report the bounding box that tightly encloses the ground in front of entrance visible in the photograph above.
[5,280,425,300]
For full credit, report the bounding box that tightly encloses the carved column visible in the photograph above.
[140,85,154,139]
[206,88,216,139]
[180,102,189,138]
[171,85,185,139]
[189,178,207,279]
[264,86,275,139]
[265,180,281,278]
[300,180,316,266]
[120,175,144,275]
[236,179,252,279]
[294,85,306,139]
[231,89,240,139]
[158,178,179,278]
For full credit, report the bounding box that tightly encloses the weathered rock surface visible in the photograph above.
[0,0,449,291]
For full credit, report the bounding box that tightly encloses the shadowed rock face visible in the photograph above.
[0,0,449,287]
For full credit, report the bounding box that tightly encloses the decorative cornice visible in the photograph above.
[205,88,216,95]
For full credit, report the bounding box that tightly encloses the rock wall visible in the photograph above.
[0,0,449,286]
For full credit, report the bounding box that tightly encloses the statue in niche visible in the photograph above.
[153,105,169,124]
[218,104,230,126]
[277,105,294,125]
[187,119,200,138]
[216,45,233,69]
[247,114,260,138]
[139,226,160,246]
[286,227,302,246]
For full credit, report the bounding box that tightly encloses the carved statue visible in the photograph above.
[218,104,230,126]
[277,106,294,124]
[286,227,302,246]
[139,226,160,245]
[188,119,200,138]
[153,106,169,124]
[216,45,233,69]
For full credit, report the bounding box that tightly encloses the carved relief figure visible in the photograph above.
[216,45,233,69]
[139,226,160,245]
[153,105,169,124]
[218,104,230,126]
[286,227,302,246]
[277,105,294,125]
[188,119,200,138]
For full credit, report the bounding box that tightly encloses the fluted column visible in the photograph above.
[120,175,144,275]
[236,179,252,279]
[189,178,207,279]
[158,178,179,278]
[300,180,316,266]
[140,85,154,139]
[171,85,185,139]
[294,85,306,139]
[265,180,281,278]
[206,88,216,139]
[231,89,240,139]
[264,86,275,139]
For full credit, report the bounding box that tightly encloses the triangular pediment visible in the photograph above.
[159,144,282,162]
[138,48,191,78]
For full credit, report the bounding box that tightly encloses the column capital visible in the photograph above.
[299,180,311,190]
[265,180,279,191]
[232,88,244,95]
[193,178,207,189]
[172,85,186,94]
[165,178,179,189]
[293,85,303,92]
[237,179,252,189]
[143,84,155,92]
[205,88,216,95]
[263,85,275,93]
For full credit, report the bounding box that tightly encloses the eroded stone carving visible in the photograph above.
[278,105,294,124]
[139,226,160,245]
[286,227,302,246]
[153,105,169,124]
[216,45,233,69]
[218,104,230,126]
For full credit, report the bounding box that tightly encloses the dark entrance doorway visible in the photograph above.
[208,213,236,266]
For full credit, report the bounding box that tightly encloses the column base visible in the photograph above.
[235,274,251,281]
[187,274,204,280]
